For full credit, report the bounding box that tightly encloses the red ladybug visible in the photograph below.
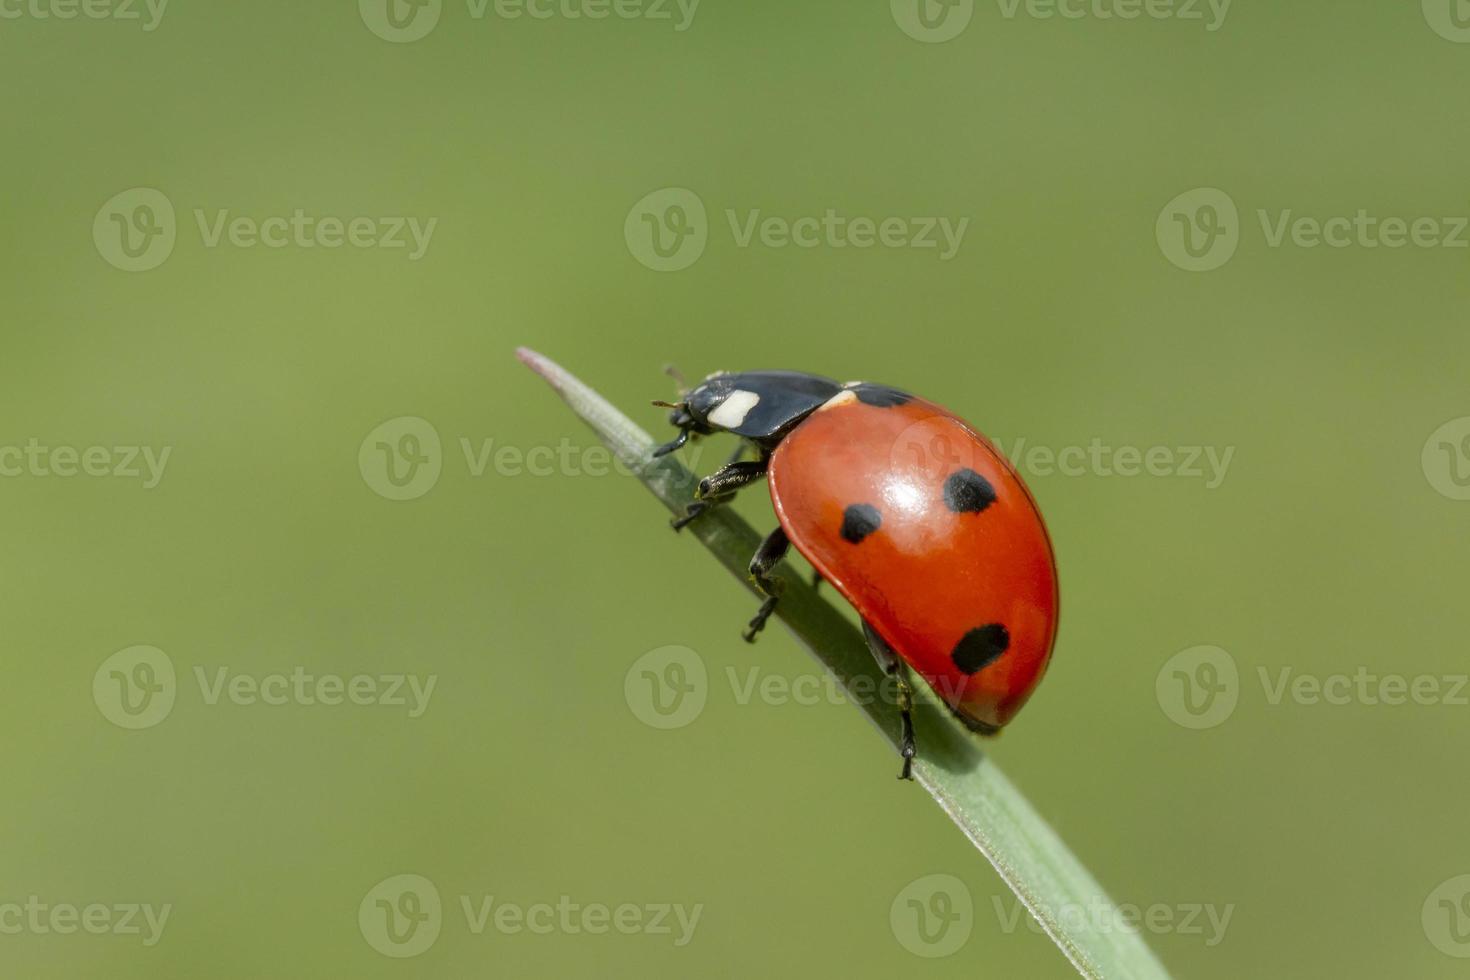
[654,371,1059,780]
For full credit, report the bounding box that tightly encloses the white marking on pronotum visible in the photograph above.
[709,390,760,428]
[818,390,858,411]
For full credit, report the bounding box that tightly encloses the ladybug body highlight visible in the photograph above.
[655,370,1059,779]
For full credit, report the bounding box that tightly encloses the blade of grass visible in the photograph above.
[517,347,1171,980]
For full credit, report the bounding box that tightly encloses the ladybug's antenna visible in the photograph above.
[663,363,689,397]
[651,400,684,410]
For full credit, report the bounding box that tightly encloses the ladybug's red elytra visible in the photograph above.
[654,370,1059,780]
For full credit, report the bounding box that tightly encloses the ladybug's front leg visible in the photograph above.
[742,526,790,643]
[670,457,768,531]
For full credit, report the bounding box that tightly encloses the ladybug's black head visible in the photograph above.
[652,370,844,458]
[662,401,715,438]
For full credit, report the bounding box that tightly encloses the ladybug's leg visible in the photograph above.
[697,460,766,499]
[671,458,767,531]
[742,526,790,643]
[651,428,690,458]
[670,494,731,531]
[862,620,917,781]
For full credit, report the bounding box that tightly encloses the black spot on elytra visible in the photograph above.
[952,624,1010,675]
[849,384,911,408]
[840,504,882,544]
[943,468,997,514]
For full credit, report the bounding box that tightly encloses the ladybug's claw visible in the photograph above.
[652,428,690,458]
[670,501,707,531]
[742,596,780,643]
[671,490,738,532]
[894,676,917,781]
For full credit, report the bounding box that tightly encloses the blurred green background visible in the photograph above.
[3,0,1468,976]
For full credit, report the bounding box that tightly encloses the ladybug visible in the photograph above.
[653,370,1059,780]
